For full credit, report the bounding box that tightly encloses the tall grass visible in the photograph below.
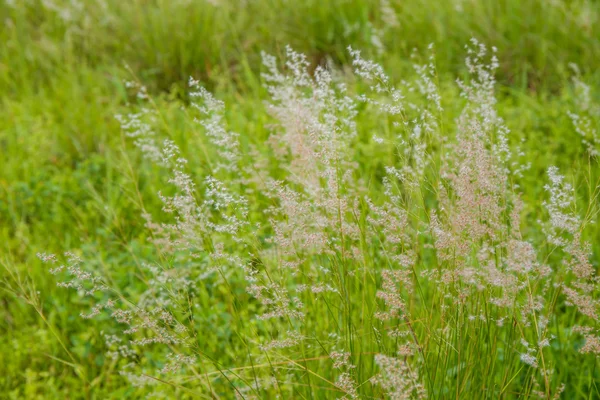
[23,41,600,398]
[2,1,600,399]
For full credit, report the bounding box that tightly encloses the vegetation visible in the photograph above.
[1,0,600,398]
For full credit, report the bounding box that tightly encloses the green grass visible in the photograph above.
[1,0,600,398]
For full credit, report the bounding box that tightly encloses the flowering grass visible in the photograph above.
[2,1,600,399]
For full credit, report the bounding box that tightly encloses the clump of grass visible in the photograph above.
[31,39,600,399]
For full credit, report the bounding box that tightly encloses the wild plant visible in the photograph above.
[37,39,599,399]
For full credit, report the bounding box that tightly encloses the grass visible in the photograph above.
[1,0,600,398]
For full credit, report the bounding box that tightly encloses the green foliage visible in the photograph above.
[1,0,600,398]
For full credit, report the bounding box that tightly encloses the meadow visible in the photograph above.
[1,0,600,398]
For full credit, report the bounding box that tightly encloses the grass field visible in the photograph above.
[2,0,600,398]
